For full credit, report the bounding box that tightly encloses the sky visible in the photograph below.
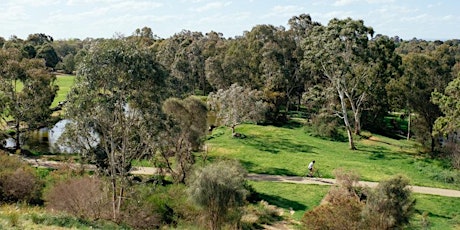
[1,0,459,41]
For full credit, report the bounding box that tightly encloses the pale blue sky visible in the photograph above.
[1,0,459,40]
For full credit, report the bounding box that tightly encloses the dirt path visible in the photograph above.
[246,173,460,198]
[23,158,460,198]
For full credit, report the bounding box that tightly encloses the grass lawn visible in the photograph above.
[206,124,460,189]
[52,74,75,107]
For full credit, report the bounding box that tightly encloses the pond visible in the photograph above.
[2,119,72,153]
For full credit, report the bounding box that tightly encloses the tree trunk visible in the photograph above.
[15,119,20,151]
[111,178,117,220]
[354,111,361,136]
[407,112,411,141]
[338,89,356,150]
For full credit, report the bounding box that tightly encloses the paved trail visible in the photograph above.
[24,158,460,198]
[246,173,460,198]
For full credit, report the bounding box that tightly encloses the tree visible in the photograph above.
[61,38,169,220]
[187,160,248,230]
[302,18,374,149]
[207,84,267,136]
[36,44,60,69]
[159,96,208,183]
[0,48,58,150]
[363,35,402,131]
[390,53,448,152]
[432,75,460,168]
[432,74,460,136]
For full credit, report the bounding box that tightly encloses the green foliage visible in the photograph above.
[36,44,60,69]
[187,160,248,230]
[362,175,416,229]
[160,96,208,183]
[306,113,346,142]
[0,47,58,148]
[208,83,268,135]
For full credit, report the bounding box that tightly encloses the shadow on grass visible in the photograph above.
[241,160,297,176]
[239,135,314,155]
[357,145,407,161]
[255,192,307,212]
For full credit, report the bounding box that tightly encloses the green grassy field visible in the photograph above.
[52,74,75,107]
[207,124,459,189]
[207,124,460,228]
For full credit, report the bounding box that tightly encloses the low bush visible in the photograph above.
[302,168,364,229]
[44,176,111,220]
[362,175,416,229]
[0,152,43,204]
[120,183,199,229]
[306,114,346,142]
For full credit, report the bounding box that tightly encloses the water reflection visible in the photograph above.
[2,119,74,153]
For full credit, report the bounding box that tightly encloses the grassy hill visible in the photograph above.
[206,123,460,228]
[207,123,458,189]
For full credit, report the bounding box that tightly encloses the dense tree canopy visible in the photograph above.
[61,38,169,220]
[0,47,58,150]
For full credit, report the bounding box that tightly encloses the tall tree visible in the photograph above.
[390,53,448,152]
[61,38,168,220]
[302,18,374,150]
[431,74,460,136]
[363,35,402,131]
[0,48,58,150]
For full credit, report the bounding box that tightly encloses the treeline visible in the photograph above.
[1,14,460,155]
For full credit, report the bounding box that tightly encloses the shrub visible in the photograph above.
[302,168,365,229]
[307,114,346,142]
[187,160,248,230]
[302,196,363,230]
[0,152,43,204]
[44,176,111,220]
[119,183,199,229]
[362,175,416,229]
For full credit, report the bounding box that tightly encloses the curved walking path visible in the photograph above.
[23,158,460,198]
[246,173,460,198]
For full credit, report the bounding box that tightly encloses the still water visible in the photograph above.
[3,119,71,153]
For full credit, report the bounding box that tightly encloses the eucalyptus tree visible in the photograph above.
[159,96,208,184]
[61,38,169,220]
[363,35,402,130]
[432,74,460,168]
[302,18,375,150]
[0,48,58,150]
[393,53,446,151]
[432,74,460,136]
[156,30,206,96]
[207,84,267,136]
